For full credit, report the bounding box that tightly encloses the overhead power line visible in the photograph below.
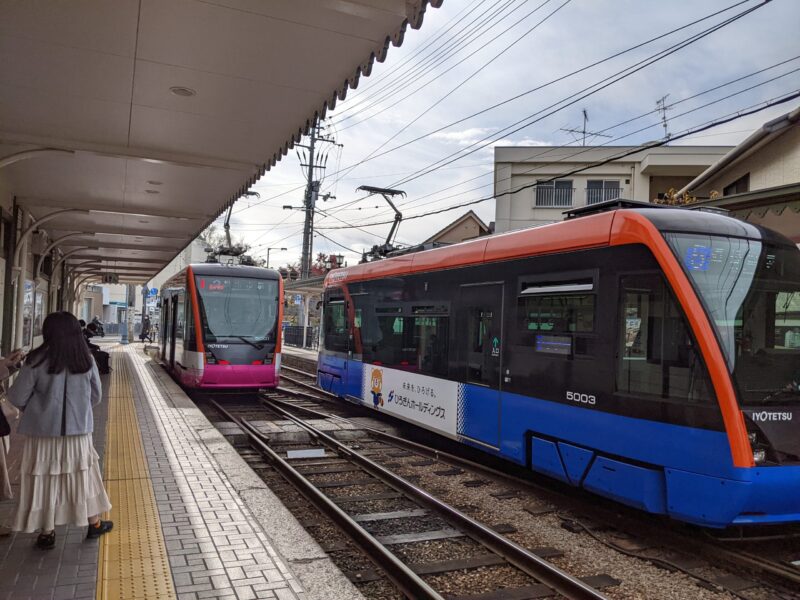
[318,90,800,229]
[334,0,567,133]
[331,0,523,123]
[328,0,571,190]
[387,0,771,191]
[320,0,762,214]
[352,59,800,221]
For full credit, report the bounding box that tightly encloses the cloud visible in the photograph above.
[430,127,495,144]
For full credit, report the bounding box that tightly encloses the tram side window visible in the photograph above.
[371,311,449,376]
[374,314,414,367]
[175,294,185,340]
[185,296,195,349]
[616,274,712,403]
[517,293,595,356]
[324,300,349,352]
[416,316,448,377]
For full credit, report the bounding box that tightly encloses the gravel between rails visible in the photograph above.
[424,565,535,597]
[391,537,486,564]
[360,515,452,537]
[391,452,735,600]
[206,393,748,600]
[349,498,419,514]
[356,580,404,600]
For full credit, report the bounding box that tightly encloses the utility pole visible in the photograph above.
[298,119,340,279]
[300,120,318,280]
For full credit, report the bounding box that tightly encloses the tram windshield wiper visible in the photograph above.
[753,387,800,405]
[233,335,265,350]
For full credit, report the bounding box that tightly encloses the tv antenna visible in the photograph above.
[561,109,611,146]
[656,95,672,140]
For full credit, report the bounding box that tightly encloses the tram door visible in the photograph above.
[161,298,170,361]
[168,299,178,367]
[456,282,503,448]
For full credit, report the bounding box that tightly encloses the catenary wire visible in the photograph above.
[318,91,800,229]
[320,0,760,213]
[352,60,800,220]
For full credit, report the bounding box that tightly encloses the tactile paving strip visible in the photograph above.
[96,352,176,599]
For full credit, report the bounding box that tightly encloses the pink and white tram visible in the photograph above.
[160,263,283,389]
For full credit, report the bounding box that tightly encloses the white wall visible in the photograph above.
[147,238,208,293]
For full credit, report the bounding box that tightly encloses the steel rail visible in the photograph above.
[280,373,339,398]
[207,399,445,600]
[280,366,317,379]
[261,396,609,600]
[267,388,800,591]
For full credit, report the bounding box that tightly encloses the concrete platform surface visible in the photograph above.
[1,345,362,600]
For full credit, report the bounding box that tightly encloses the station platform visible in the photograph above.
[280,346,318,365]
[0,343,360,600]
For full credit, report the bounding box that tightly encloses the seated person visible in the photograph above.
[83,322,101,352]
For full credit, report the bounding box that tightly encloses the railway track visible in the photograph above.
[206,392,617,599]
[272,357,800,599]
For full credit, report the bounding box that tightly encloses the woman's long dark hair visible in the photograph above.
[27,311,94,374]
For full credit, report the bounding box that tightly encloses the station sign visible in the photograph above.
[101,274,119,284]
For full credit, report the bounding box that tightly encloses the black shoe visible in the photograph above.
[86,520,113,539]
[35,531,55,550]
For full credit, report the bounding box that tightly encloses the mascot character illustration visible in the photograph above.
[370,369,384,408]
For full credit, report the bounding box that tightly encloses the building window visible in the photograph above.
[722,173,749,196]
[586,180,620,204]
[535,180,573,207]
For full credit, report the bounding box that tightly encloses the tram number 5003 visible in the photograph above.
[566,391,596,405]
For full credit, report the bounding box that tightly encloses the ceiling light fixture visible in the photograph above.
[146,180,162,186]
[170,86,196,97]
[145,189,159,194]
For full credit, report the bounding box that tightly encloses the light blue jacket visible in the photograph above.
[8,360,102,437]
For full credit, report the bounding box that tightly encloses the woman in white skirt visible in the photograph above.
[7,311,112,549]
[1,349,26,536]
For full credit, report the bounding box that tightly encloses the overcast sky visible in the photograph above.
[224,0,800,268]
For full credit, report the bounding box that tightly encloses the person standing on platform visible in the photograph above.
[0,349,25,536]
[6,312,112,549]
[139,314,151,343]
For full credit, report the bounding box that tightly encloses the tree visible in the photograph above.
[653,188,698,206]
[198,225,226,248]
[310,253,344,276]
[197,224,268,266]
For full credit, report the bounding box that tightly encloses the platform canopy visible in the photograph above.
[0,0,441,283]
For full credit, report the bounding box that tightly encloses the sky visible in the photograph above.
[221,0,800,269]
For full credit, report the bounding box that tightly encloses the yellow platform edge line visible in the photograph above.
[96,349,177,600]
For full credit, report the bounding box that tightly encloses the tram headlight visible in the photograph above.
[748,432,758,444]
[753,448,767,464]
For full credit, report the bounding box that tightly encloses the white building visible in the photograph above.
[493,145,732,232]
[147,238,210,296]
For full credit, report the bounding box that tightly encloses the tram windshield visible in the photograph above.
[664,232,800,406]
[195,275,279,343]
